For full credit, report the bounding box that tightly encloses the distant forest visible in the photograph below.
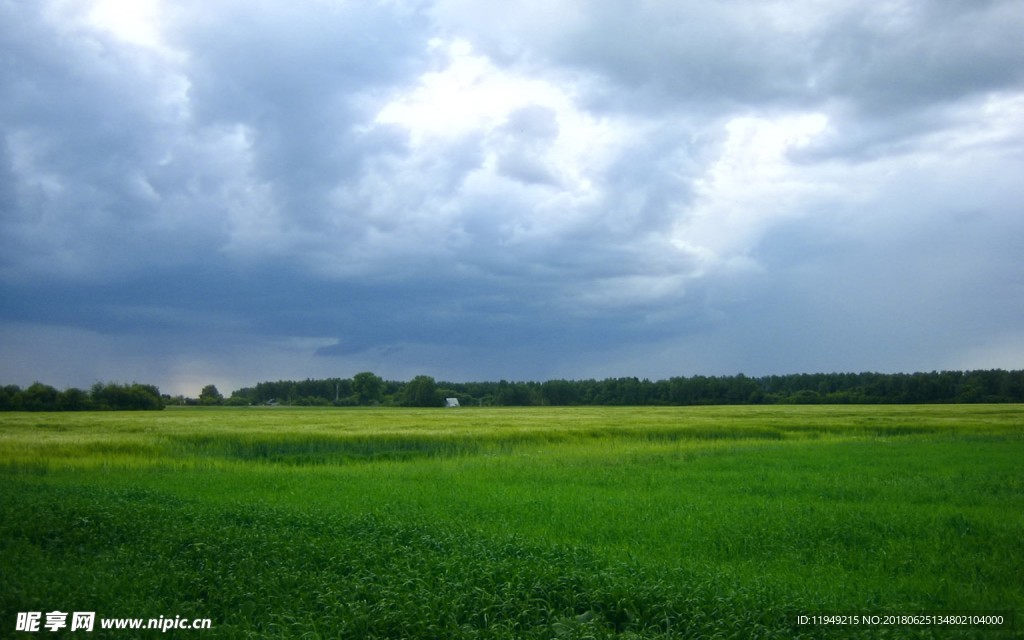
[224,369,1024,408]
[3,370,1022,412]
[0,382,163,411]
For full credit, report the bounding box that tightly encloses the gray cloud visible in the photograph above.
[494,105,561,185]
[2,0,1022,395]
[815,1,1024,113]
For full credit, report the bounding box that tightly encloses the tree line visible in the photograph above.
[4,370,1021,411]
[223,369,1024,407]
[0,382,164,411]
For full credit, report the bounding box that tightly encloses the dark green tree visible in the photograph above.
[85,382,164,410]
[57,387,91,411]
[199,384,223,405]
[541,379,577,405]
[127,384,163,410]
[402,375,443,407]
[22,382,59,411]
[0,385,24,411]
[352,372,384,405]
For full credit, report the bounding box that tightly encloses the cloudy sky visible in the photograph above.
[2,0,1023,396]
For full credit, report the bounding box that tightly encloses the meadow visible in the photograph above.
[1,405,1021,638]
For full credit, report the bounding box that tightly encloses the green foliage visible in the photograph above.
[199,384,224,406]
[0,382,163,411]
[90,382,164,410]
[402,375,444,407]
[228,369,1024,407]
[352,371,385,405]
[20,382,60,411]
[4,370,1023,412]
[55,387,90,411]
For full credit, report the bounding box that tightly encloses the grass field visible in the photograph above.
[1,405,1022,638]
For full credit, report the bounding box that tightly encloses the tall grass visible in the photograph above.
[1,405,1022,638]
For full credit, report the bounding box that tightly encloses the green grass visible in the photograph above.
[1,405,1022,638]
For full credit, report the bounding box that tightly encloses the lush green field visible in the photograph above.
[1,405,1022,638]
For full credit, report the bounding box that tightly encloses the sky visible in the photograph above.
[2,0,1023,397]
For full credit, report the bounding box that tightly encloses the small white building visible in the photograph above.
[445,397,460,408]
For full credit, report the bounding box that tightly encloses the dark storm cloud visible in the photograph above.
[814,1,1024,113]
[0,2,203,281]
[2,0,1022,394]
[173,1,428,186]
